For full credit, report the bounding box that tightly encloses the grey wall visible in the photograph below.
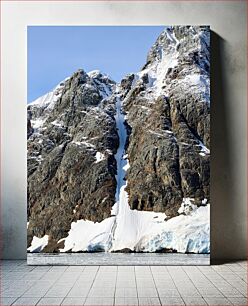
[1,1,247,260]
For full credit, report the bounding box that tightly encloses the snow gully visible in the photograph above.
[108,92,129,250]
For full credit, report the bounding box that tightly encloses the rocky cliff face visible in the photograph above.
[122,26,210,217]
[27,70,118,251]
[27,26,210,253]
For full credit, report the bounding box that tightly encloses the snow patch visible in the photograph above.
[185,74,210,102]
[178,198,197,215]
[136,205,210,253]
[95,152,105,163]
[154,50,178,96]
[51,120,63,127]
[136,50,178,98]
[123,160,130,171]
[99,82,112,99]
[110,186,167,252]
[28,77,69,131]
[29,77,68,110]
[87,70,102,78]
[59,218,114,252]
[72,141,95,149]
[197,140,210,156]
[31,118,45,130]
[149,130,165,138]
[28,235,49,253]
[202,198,208,205]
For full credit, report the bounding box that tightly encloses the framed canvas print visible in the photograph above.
[27,26,210,265]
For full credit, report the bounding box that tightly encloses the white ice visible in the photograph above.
[29,77,68,110]
[197,140,210,155]
[71,141,95,149]
[28,235,49,253]
[59,217,114,252]
[136,205,210,253]
[30,118,45,129]
[28,77,69,132]
[95,152,105,163]
[113,94,128,201]
[110,186,167,251]
[87,70,113,99]
[51,120,63,127]
[178,198,198,215]
[87,70,106,79]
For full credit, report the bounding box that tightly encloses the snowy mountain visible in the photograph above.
[122,25,210,216]
[27,70,119,252]
[27,26,210,253]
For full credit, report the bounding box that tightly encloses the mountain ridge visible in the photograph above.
[27,26,210,253]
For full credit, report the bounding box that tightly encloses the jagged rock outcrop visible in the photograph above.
[27,70,118,251]
[122,26,210,217]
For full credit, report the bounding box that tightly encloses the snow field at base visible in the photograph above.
[110,185,167,251]
[48,191,209,253]
[58,218,114,252]
[136,204,210,253]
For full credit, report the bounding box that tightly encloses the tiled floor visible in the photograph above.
[1,260,247,305]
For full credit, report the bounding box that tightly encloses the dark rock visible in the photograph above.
[27,71,118,251]
[122,26,210,217]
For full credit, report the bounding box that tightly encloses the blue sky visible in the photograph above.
[28,26,164,103]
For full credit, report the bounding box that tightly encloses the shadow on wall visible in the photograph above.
[210,31,245,264]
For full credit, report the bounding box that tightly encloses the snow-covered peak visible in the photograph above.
[29,77,69,110]
[88,70,102,78]
[88,70,115,100]
[88,69,114,82]
[122,26,210,101]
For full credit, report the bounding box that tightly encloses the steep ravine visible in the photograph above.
[108,92,129,249]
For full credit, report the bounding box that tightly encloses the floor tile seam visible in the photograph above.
[11,295,43,306]
[210,268,247,298]
[227,296,248,305]
[148,266,162,306]
[167,267,193,304]
[196,267,228,297]
[65,266,97,299]
[83,266,100,302]
[133,266,139,302]
[183,266,213,299]
[113,266,118,302]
